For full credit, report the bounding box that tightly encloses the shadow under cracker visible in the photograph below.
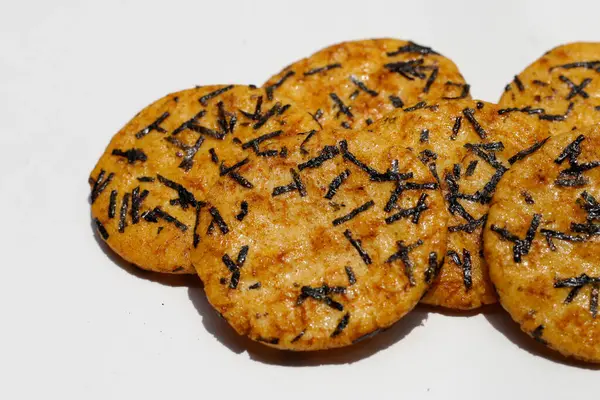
[483,304,600,370]
[89,213,200,288]
[188,285,429,366]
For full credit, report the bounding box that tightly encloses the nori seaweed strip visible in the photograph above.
[389,95,404,108]
[424,252,442,284]
[532,80,549,86]
[349,90,359,100]
[135,112,169,139]
[423,67,439,93]
[344,229,372,265]
[256,336,279,345]
[193,203,202,248]
[420,129,429,143]
[554,274,600,317]
[464,142,506,169]
[90,170,114,204]
[497,106,545,115]
[236,201,249,221]
[216,101,231,135]
[539,102,574,121]
[241,130,283,150]
[219,157,250,176]
[404,101,427,112]
[142,207,188,232]
[331,313,350,338]
[540,229,588,251]
[330,93,354,118]
[462,249,472,290]
[385,193,428,225]
[490,214,541,262]
[111,148,147,164]
[349,75,379,97]
[476,101,485,110]
[513,75,525,92]
[462,108,487,139]
[465,160,478,176]
[272,169,306,197]
[253,102,281,130]
[442,82,470,100]
[157,174,197,209]
[345,266,356,286]
[531,325,548,345]
[340,140,408,180]
[291,331,305,343]
[366,118,373,125]
[296,284,346,311]
[550,60,600,72]
[591,284,599,318]
[198,85,233,105]
[249,282,261,290]
[298,145,340,170]
[448,215,487,233]
[556,134,585,165]
[304,63,342,76]
[299,130,318,154]
[386,239,423,286]
[178,136,205,171]
[559,76,591,100]
[577,191,600,221]
[324,169,351,200]
[508,138,549,164]
[521,191,535,205]
[384,59,428,80]
[94,218,109,240]
[118,193,130,233]
[477,168,508,204]
[172,110,207,135]
[130,187,149,224]
[256,149,279,157]
[333,200,375,226]
[266,70,295,100]
[453,164,461,179]
[384,181,438,212]
[108,190,118,219]
[387,41,439,56]
[278,104,291,116]
[239,96,263,121]
[280,147,288,158]
[571,222,600,235]
[308,109,324,129]
[450,116,462,140]
[555,175,588,187]
[208,207,229,234]
[137,176,155,182]
[419,149,437,163]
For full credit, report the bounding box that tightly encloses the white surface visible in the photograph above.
[1,0,599,398]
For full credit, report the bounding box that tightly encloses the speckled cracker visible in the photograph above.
[499,42,600,135]
[191,128,448,350]
[484,126,600,363]
[264,38,470,130]
[90,85,319,273]
[367,99,549,309]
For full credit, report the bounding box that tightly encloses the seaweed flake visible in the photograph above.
[453,164,461,179]
[349,75,379,97]
[331,313,350,338]
[531,325,548,345]
[366,118,373,125]
[90,170,114,204]
[450,116,462,140]
[513,75,525,92]
[253,102,281,130]
[193,203,202,248]
[418,149,437,164]
[385,193,428,225]
[308,108,324,129]
[521,191,535,205]
[108,190,118,219]
[387,41,439,56]
[236,201,249,221]
[386,239,423,286]
[242,130,283,151]
[291,331,305,343]
[508,138,549,164]
[389,95,404,108]
[172,110,207,136]
[532,80,549,87]
[266,70,295,100]
[404,101,427,112]
[142,207,188,232]
[554,135,600,187]
[272,168,306,197]
[94,218,109,240]
[424,252,442,284]
[179,137,205,171]
[559,76,592,100]
[135,112,169,139]
[330,93,354,118]
[118,193,130,233]
[222,246,249,289]
[297,284,346,311]
[239,96,263,121]
[550,61,600,72]
[490,214,541,262]
[423,67,439,93]
[249,282,261,290]
[384,181,438,212]
[465,160,478,176]
[298,130,318,154]
[442,82,470,100]
[462,108,487,139]
[540,229,588,250]
[278,104,291,115]
[333,200,375,226]
[384,59,428,80]
[539,102,574,121]
[304,63,342,76]
[111,148,147,164]
[199,85,233,106]
[130,187,149,224]
[420,129,429,143]
[157,174,197,209]
[345,266,356,286]
[324,169,351,200]
[137,176,155,182]
[447,249,472,290]
[497,106,545,116]
[208,207,229,234]
[554,274,600,317]
[344,229,372,265]
[298,145,340,170]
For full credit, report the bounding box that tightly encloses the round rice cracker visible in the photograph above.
[499,42,600,135]
[89,85,320,274]
[484,126,600,363]
[264,38,470,131]
[367,99,549,309]
[191,129,448,350]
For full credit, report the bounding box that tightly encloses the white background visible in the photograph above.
[1,0,599,399]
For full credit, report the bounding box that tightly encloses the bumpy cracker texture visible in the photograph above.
[369,100,549,309]
[192,129,447,350]
[90,85,319,273]
[264,38,470,130]
[484,126,600,363]
[499,42,600,135]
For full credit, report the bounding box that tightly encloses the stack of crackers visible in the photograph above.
[89,39,600,363]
